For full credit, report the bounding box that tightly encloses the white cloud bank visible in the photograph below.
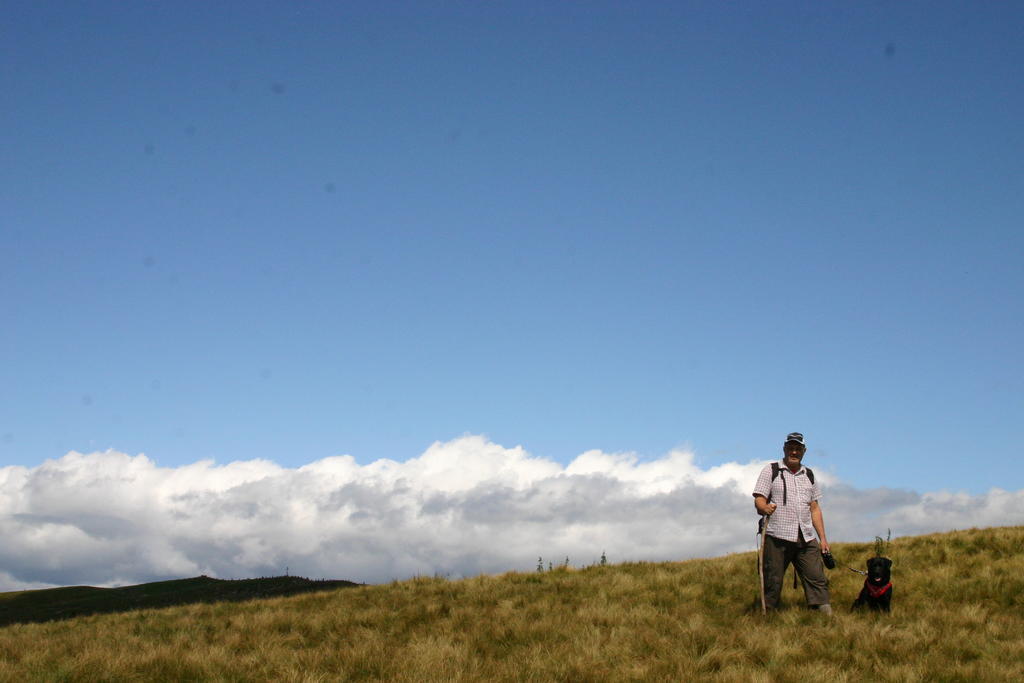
[2,435,1023,591]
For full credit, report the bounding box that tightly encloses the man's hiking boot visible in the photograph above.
[816,604,833,616]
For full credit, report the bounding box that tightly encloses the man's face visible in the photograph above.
[783,442,806,469]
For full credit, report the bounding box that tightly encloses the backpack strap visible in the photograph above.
[759,463,781,535]
[769,462,787,506]
[805,467,814,485]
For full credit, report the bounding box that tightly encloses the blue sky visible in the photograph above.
[3,0,1022,501]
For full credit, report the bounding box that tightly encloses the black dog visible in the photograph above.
[851,556,893,612]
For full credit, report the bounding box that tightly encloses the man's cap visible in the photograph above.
[785,432,805,446]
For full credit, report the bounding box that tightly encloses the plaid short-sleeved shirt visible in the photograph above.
[752,461,821,543]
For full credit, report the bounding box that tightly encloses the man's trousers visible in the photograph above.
[762,534,830,609]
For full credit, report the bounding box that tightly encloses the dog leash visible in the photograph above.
[847,566,867,576]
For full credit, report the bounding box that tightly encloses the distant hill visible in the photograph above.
[1,527,1022,680]
[0,575,360,627]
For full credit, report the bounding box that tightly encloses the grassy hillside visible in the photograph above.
[2,526,1023,681]
[0,575,360,628]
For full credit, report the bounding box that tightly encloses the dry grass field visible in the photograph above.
[2,526,1023,681]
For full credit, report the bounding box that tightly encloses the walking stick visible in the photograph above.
[758,512,771,615]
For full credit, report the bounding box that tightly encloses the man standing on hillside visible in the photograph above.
[752,432,832,615]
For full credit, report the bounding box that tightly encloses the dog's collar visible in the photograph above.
[864,580,892,599]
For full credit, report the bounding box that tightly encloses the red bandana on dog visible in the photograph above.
[864,580,892,599]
